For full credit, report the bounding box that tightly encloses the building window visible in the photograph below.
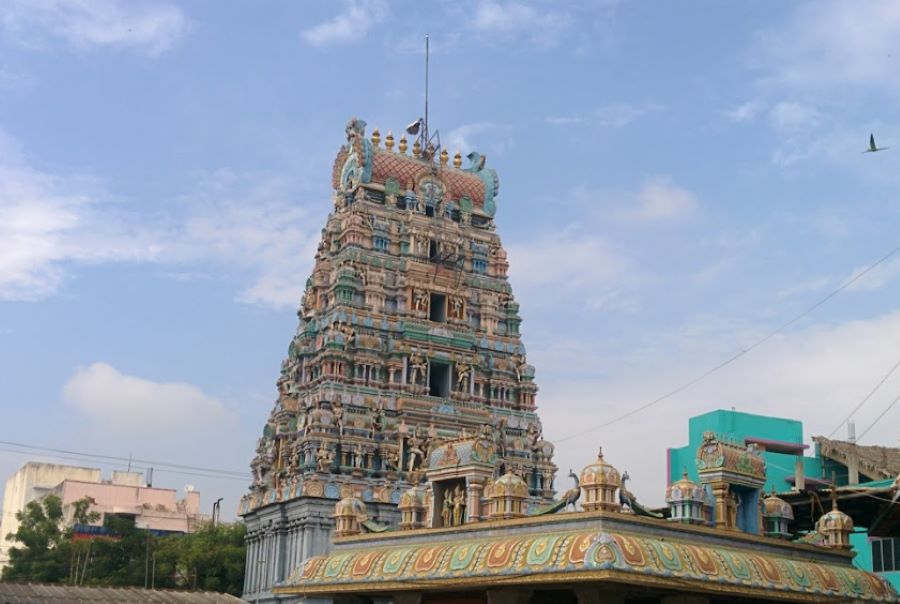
[873,538,900,572]
[429,293,446,322]
[428,362,450,398]
[473,258,487,274]
[373,235,389,252]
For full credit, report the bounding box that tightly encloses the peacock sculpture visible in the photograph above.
[530,469,581,516]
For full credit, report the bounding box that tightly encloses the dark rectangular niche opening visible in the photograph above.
[428,239,438,259]
[429,293,446,322]
[429,361,450,398]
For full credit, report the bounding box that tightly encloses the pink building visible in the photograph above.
[1,462,204,569]
[52,471,203,534]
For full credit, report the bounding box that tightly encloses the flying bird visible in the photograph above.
[863,133,889,153]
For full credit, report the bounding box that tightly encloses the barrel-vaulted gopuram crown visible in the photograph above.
[239,117,556,521]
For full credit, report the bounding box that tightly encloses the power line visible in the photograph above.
[555,240,900,444]
[0,440,248,480]
[828,357,900,438]
[0,445,249,483]
[857,391,900,442]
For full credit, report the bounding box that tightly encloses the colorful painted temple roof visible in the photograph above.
[279,520,898,602]
[332,118,500,216]
[696,430,767,484]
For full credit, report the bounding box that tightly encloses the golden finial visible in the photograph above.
[453,150,462,168]
[413,138,422,158]
[371,128,381,147]
[385,130,394,152]
[440,148,448,166]
[399,135,408,154]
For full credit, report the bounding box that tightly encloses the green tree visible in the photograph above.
[154,523,246,595]
[1,495,70,582]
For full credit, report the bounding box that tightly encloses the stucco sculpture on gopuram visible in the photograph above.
[239,118,557,600]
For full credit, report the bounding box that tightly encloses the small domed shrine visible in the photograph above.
[484,470,529,520]
[333,495,367,537]
[816,496,853,549]
[397,485,426,530]
[580,447,621,512]
[665,470,708,524]
[762,493,793,539]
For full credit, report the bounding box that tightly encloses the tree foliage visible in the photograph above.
[154,523,246,595]
[1,495,245,595]
[1,495,69,583]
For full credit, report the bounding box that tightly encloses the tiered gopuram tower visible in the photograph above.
[239,118,557,601]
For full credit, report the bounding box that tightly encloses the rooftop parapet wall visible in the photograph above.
[280,511,897,602]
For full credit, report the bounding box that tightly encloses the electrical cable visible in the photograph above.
[0,440,247,479]
[828,358,900,438]
[555,240,900,443]
[856,391,900,442]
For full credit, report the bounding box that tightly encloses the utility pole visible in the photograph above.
[144,527,151,588]
[212,497,223,527]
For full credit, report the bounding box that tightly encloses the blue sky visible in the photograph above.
[1,0,900,518]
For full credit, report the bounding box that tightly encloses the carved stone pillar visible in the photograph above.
[468,479,485,522]
[712,482,729,529]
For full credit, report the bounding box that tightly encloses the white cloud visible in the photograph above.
[544,114,583,126]
[594,102,661,128]
[0,129,161,300]
[0,0,188,56]
[626,177,699,222]
[546,102,662,129]
[768,101,823,130]
[775,276,831,300]
[468,1,570,48]
[64,362,235,430]
[756,0,900,94]
[300,0,386,47]
[724,101,763,123]
[169,169,321,308]
[538,309,900,505]
[845,256,900,293]
[0,128,319,308]
[507,230,641,312]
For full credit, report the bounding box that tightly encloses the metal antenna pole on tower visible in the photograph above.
[424,33,429,144]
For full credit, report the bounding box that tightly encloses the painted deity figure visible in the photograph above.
[449,296,464,320]
[409,352,427,386]
[441,494,452,527]
[333,401,344,435]
[456,363,471,392]
[315,443,334,473]
[452,485,466,526]
[382,448,400,472]
[406,435,425,472]
[413,289,429,312]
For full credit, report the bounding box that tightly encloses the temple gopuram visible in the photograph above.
[239,118,557,601]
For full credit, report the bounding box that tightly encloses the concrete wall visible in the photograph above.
[56,479,202,533]
[0,463,100,569]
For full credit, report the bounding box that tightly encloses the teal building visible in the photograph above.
[668,409,900,590]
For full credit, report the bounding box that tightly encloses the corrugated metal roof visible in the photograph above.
[0,583,244,603]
